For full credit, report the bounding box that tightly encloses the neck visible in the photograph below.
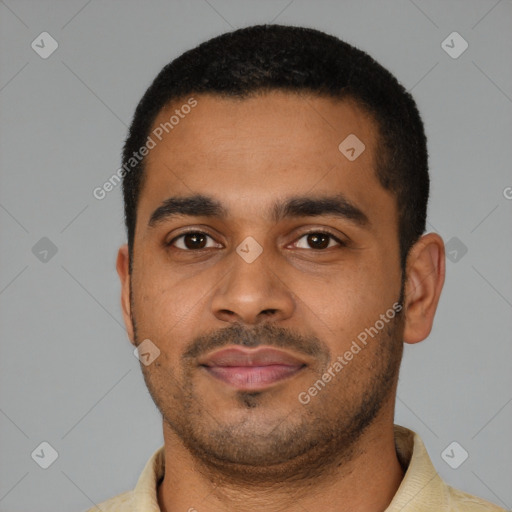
[157,415,405,512]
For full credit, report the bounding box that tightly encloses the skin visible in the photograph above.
[116,91,445,512]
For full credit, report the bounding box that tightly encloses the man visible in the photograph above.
[89,24,505,511]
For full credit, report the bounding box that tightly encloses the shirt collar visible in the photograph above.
[385,425,448,511]
[131,425,447,511]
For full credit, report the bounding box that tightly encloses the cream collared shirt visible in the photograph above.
[85,425,506,511]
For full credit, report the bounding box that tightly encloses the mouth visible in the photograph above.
[199,346,307,390]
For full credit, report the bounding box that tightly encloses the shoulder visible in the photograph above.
[446,485,507,511]
[83,490,133,512]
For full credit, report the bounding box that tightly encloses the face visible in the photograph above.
[120,91,407,478]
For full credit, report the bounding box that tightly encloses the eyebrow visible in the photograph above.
[148,193,371,229]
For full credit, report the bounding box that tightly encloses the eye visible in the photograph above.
[293,231,345,250]
[166,230,346,252]
[168,231,221,251]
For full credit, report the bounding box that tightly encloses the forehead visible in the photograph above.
[138,91,396,233]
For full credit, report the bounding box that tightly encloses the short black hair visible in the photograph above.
[122,24,429,274]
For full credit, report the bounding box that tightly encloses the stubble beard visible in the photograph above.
[133,308,405,486]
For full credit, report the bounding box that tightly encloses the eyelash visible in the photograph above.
[166,230,346,251]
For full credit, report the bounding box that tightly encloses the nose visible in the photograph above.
[211,246,296,326]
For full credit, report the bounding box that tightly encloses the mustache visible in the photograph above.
[182,322,330,366]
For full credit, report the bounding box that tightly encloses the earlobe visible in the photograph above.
[116,244,135,345]
[402,233,446,345]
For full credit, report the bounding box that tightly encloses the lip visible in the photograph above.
[199,347,307,390]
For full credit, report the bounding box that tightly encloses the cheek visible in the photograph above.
[292,262,395,345]
[132,268,210,346]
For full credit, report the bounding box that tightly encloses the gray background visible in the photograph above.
[0,0,511,511]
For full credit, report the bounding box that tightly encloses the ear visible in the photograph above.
[402,233,445,344]
[116,244,135,345]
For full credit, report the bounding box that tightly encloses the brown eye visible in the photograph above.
[169,232,219,251]
[294,232,343,250]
